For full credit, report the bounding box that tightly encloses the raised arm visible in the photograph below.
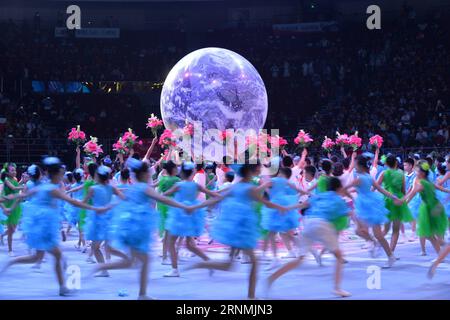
[376,171,384,186]
[297,148,308,169]
[340,146,347,158]
[143,137,159,161]
[75,146,81,169]
[372,147,379,170]
[348,151,357,172]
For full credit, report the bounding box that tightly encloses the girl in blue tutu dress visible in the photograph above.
[1,157,110,296]
[346,156,398,268]
[163,161,219,278]
[266,177,350,298]
[185,163,300,299]
[83,165,125,277]
[93,158,196,300]
[21,165,42,243]
[261,167,303,269]
[63,168,84,239]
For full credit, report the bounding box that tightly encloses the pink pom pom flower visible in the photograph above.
[83,136,103,158]
[270,135,288,150]
[348,131,362,151]
[121,128,140,149]
[159,129,177,149]
[322,136,335,153]
[68,125,87,146]
[335,131,350,147]
[293,130,313,148]
[146,113,164,137]
[112,137,129,155]
[369,134,384,149]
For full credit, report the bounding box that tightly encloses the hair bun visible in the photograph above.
[27,164,38,176]
[182,161,195,170]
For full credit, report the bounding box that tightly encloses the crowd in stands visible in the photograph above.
[0,5,449,162]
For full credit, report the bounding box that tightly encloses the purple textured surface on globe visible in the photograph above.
[160,47,268,133]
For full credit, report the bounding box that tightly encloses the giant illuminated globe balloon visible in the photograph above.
[160,48,268,133]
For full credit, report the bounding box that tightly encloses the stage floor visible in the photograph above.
[0,228,449,300]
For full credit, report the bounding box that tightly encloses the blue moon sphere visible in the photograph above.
[160,47,268,134]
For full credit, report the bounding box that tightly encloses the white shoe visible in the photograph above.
[333,289,351,298]
[8,251,15,257]
[161,257,171,265]
[59,286,76,296]
[370,241,380,258]
[420,251,428,256]
[382,255,396,269]
[281,251,297,259]
[164,269,180,277]
[241,255,251,264]
[138,295,158,300]
[86,256,96,264]
[361,242,370,249]
[94,270,110,277]
[264,259,280,271]
[311,249,323,266]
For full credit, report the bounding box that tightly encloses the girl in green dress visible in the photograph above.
[399,161,449,260]
[377,155,413,253]
[1,163,25,256]
[156,161,180,264]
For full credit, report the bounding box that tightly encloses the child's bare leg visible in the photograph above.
[132,250,149,297]
[373,225,392,257]
[186,237,209,261]
[47,247,64,287]
[267,256,305,287]
[390,221,401,252]
[429,245,450,278]
[268,232,277,258]
[92,241,105,264]
[427,236,441,255]
[280,232,293,251]
[162,232,169,260]
[106,244,128,260]
[383,222,391,236]
[1,250,45,274]
[7,225,16,252]
[169,235,179,269]
[243,249,257,299]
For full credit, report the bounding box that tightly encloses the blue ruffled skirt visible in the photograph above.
[25,205,61,251]
[212,198,259,249]
[261,194,299,232]
[166,200,206,237]
[355,191,389,226]
[110,202,158,254]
